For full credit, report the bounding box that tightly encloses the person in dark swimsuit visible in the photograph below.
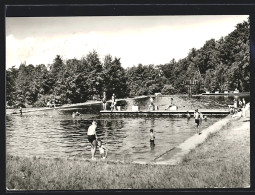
[194,109,200,134]
[87,121,98,160]
[150,129,155,150]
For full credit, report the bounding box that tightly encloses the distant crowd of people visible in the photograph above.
[101,92,117,111]
[231,98,248,119]
[231,98,246,114]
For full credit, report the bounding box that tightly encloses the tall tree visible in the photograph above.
[103,55,128,99]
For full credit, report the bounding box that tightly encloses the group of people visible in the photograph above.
[102,92,117,111]
[148,96,177,111]
[231,98,247,118]
[87,121,108,160]
[87,120,156,160]
[72,111,81,118]
[232,98,246,114]
[87,94,247,159]
[47,100,56,108]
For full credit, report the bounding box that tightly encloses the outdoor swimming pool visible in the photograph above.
[6,95,249,162]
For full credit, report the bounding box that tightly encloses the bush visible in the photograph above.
[161,85,176,95]
[33,94,53,107]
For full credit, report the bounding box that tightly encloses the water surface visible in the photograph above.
[6,110,221,162]
[7,95,249,162]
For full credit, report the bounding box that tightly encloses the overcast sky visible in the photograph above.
[6,15,248,70]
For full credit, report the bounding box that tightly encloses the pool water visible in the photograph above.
[6,109,222,162]
[7,95,249,162]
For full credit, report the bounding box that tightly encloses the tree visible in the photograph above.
[6,66,18,106]
[84,50,103,99]
[103,55,128,99]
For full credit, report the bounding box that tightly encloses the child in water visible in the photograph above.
[97,140,108,159]
[150,129,155,147]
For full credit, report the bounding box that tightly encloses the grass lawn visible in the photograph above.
[6,111,250,190]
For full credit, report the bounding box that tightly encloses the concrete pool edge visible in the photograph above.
[130,115,233,165]
[128,115,233,166]
[150,105,251,166]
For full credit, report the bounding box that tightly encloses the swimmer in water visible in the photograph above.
[75,111,81,116]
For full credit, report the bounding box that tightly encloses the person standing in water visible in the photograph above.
[102,92,107,110]
[87,121,98,160]
[194,109,201,135]
[150,129,155,150]
[97,140,108,159]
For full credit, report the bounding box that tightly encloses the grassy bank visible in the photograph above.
[6,111,250,190]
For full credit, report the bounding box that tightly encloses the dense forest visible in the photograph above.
[6,19,250,107]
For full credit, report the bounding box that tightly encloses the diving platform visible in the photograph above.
[100,109,230,116]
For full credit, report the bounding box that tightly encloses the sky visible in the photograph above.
[6,15,248,70]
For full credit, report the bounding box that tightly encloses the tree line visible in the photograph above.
[6,19,250,107]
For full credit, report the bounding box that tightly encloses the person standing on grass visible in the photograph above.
[242,98,246,107]
[233,99,238,113]
[194,109,201,135]
[102,92,107,110]
[87,121,98,160]
[242,105,246,117]
[239,99,243,109]
[199,112,204,126]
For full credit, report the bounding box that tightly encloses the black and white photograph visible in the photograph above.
[5,14,250,190]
